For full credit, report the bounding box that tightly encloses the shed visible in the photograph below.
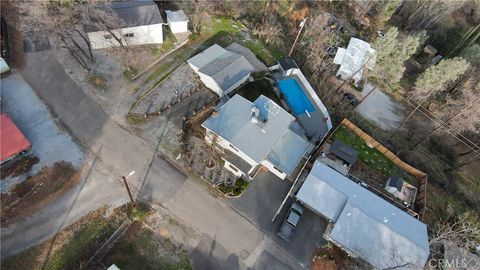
[1,113,31,163]
[424,44,438,56]
[385,176,403,193]
[165,10,189,33]
[330,140,358,166]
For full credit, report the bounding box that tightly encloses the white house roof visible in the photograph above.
[165,10,188,22]
[84,0,163,32]
[266,129,313,176]
[188,44,255,91]
[334,38,376,82]
[202,95,297,164]
[296,161,430,269]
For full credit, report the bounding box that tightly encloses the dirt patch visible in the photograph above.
[1,206,128,270]
[1,161,80,226]
[311,244,369,270]
[1,155,39,179]
[100,221,191,270]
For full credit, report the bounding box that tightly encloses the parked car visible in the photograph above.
[342,92,360,106]
[278,202,304,242]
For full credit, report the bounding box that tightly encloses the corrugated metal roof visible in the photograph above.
[0,113,31,161]
[165,10,188,22]
[296,161,429,269]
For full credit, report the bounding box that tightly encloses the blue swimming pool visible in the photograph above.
[277,79,315,115]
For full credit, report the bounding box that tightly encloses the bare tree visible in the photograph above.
[252,12,285,49]
[429,211,480,256]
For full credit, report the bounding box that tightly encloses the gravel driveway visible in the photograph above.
[0,73,84,192]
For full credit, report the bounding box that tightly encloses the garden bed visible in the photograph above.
[217,178,249,197]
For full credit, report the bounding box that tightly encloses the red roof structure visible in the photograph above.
[1,113,31,162]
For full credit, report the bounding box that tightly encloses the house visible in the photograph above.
[274,58,332,141]
[1,113,31,164]
[333,37,376,85]
[296,161,430,269]
[187,44,255,97]
[84,1,164,49]
[385,176,418,205]
[165,10,189,33]
[202,94,313,180]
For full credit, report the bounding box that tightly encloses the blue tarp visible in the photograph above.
[278,79,315,115]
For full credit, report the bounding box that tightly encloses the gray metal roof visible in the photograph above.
[296,161,430,269]
[226,43,267,72]
[199,53,243,76]
[330,203,430,269]
[267,129,312,176]
[84,1,164,32]
[188,44,227,70]
[165,10,188,22]
[189,44,255,92]
[202,95,295,164]
[330,140,358,165]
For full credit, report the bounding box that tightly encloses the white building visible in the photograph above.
[202,94,314,180]
[187,44,255,97]
[85,1,164,50]
[165,10,189,33]
[296,161,430,269]
[333,37,376,85]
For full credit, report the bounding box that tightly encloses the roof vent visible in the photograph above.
[251,106,260,124]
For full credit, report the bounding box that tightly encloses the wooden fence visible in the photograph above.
[340,118,428,221]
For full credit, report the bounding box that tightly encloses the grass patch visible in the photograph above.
[128,204,151,221]
[218,178,249,196]
[88,72,108,92]
[331,125,416,183]
[126,113,146,125]
[201,17,283,66]
[233,79,281,105]
[123,66,138,80]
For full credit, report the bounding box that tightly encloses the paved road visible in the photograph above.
[1,51,308,269]
[0,74,84,192]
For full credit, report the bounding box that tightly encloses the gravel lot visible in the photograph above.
[1,73,84,192]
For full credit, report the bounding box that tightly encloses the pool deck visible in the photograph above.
[279,74,330,142]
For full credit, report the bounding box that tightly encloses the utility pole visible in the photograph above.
[122,171,135,207]
[288,17,307,57]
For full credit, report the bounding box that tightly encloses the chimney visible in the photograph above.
[251,106,260,123]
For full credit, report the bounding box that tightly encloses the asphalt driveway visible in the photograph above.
[228,171,328,267]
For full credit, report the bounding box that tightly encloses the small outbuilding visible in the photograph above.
[165,10,189,34]
[329,139,358,166]
[1,113,31,164]
[187,44,255,97]
[85,1,164,49]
